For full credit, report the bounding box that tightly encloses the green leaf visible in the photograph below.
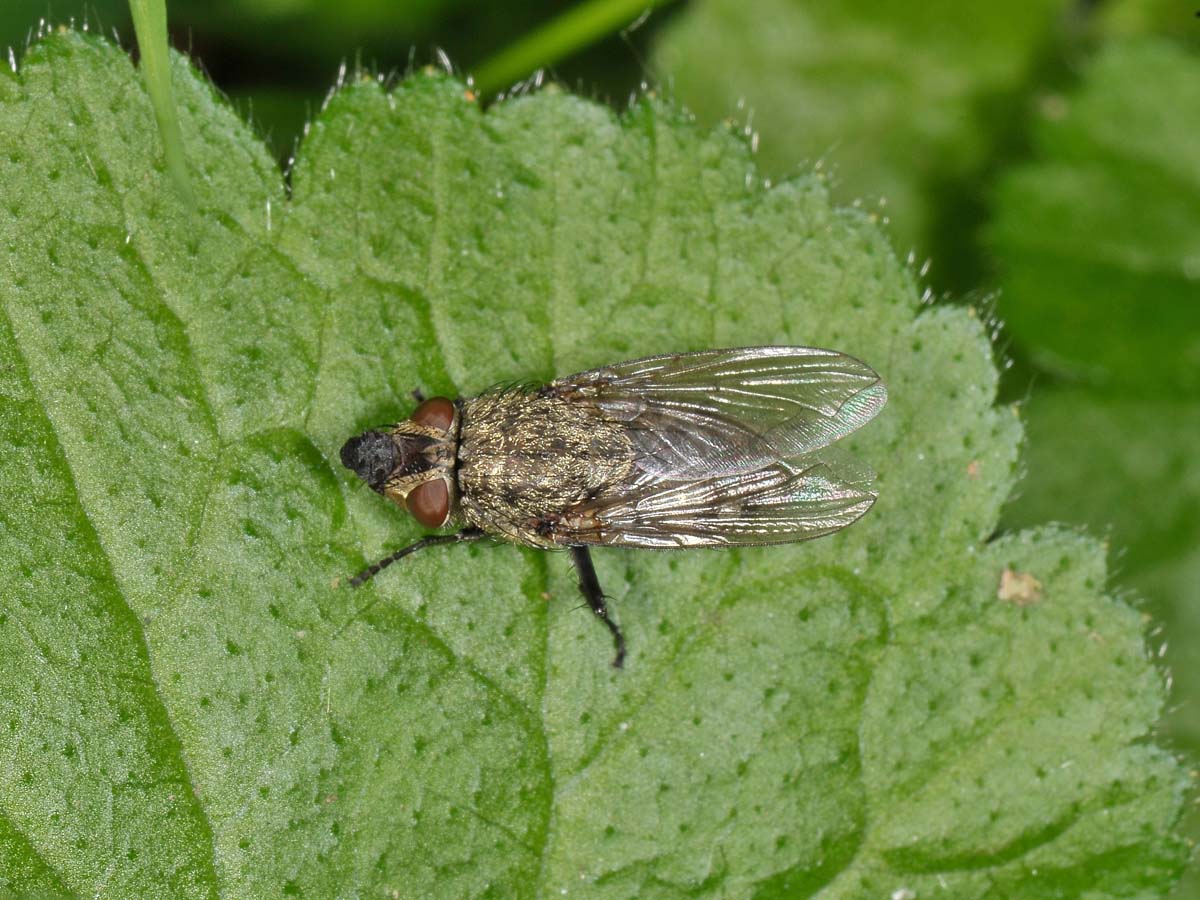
[0,31,1189,897]
[992,38,1200,898]
[1004,391,1200,737]
[1093,0,1200,50]
[990,38,1200,395]
[652,0,1072,291]
[1002,394,1200,900]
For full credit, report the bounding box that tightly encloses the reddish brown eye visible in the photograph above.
[411,396,455,432]
[407,478,449,528]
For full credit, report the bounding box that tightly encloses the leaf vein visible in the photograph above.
[0,298,221,897]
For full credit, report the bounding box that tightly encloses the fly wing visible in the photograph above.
[563,451,877,548]
[552,346,887,478]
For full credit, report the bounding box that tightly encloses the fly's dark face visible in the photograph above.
[339,431,398,492]
[340,397,459,529]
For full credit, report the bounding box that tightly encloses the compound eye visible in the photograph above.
[406,478,450,528]
[411,396,455,432]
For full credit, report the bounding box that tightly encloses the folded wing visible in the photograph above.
[553,346,887,479]
[548,346,886,548]
[567,453,877,548]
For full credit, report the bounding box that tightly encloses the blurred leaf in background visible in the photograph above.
[1094,0,1200,49]
[4,1,677,168]
[166,0,523,163]
[175,0,462,42]
[166,0,674,162]
[0,26,1190,897]
[653,0,1075,293]
[992,37,1200,897]
[989,39,1200,394]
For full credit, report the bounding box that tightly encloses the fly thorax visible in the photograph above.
[456,392,635,535]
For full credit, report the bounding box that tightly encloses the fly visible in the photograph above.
[339,346,887,668]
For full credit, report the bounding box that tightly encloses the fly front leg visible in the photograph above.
[349,528,484,588]
[569,546,626,669]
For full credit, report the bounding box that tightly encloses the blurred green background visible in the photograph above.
[6,0,1196,892]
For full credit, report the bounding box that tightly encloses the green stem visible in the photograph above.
[471,0,678,96]
[127,0,194,205]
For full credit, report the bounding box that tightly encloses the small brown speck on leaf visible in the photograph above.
[1039,93,1070,120]
[998,568,1043,605]
[966,460,981,479]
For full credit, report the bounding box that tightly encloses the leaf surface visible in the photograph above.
[0,32,1188,898]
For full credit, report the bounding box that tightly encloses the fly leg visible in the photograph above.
[349,528,484,588]
[570,546,626,669]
